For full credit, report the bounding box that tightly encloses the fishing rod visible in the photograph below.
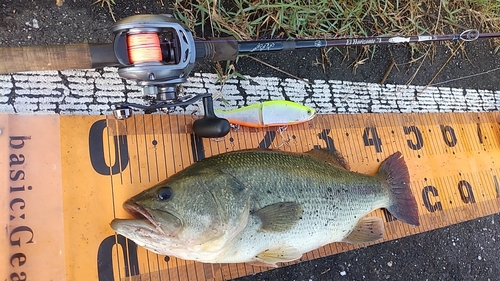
[1,14,499,137]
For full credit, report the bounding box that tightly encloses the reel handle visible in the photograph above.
[192,96,230,138]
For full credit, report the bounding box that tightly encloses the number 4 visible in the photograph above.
[362,126,382,153]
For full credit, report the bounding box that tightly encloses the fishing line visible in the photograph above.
[127,32,163,64]
[428,66,500,87]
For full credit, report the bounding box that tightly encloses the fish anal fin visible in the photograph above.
[252,245,303,267]
[253,202,303,233]
[305,148,350,170]
[342,217,384,244]
[247,260,278,268]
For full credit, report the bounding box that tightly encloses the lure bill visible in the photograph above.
[214,100,316,128]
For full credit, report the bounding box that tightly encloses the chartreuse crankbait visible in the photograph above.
[214,100,316,128]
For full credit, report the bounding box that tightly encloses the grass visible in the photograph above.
[171,0,499,38]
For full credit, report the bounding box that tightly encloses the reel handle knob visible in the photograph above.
[192,96,230,138]
[192,117,230,138]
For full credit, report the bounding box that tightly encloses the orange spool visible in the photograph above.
[127,32,162,64]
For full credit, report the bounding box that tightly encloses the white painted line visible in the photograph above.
[0,68,498,115]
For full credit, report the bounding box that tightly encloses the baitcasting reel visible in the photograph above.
[110,14,231,138]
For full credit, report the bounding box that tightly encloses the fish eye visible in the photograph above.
[157,187,173,201]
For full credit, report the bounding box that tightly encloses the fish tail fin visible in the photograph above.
[378,152,420,226]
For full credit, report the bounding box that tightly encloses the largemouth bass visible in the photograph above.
[111,149,419,267]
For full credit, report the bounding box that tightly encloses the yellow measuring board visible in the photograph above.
[2,111,500,281]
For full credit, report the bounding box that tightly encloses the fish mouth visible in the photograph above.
[122,199,182,236]
[123,199,163,232]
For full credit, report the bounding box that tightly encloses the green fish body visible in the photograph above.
[111,149,419,267]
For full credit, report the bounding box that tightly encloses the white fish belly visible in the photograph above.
[213,195,390,264]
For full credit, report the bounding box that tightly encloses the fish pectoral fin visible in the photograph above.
[252,245,303,267]
[253,202,303,233]
[342,217,384,244]
[305,148,350,170]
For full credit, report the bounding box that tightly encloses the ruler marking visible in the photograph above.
[344,115,363,167]
[124,118,134,185]
[224,263,235,280]
[435,114,451,156]
[490,114,500,150]
[194,261,207,281]
[140,114,151,183]
[232,262,244,280]
[478,170,496,217]
[404,115,424,158]
[174,115,184,172]
[234,261,247,281]
[165,115,175,177]
[476,114,487,149]
[132,115,143,183]
[214,262,224,281]
[392,113,405,156]
[104,117,125,280]
[430,114,446,156]
[489,113,498,148]
[417,114,432,156]
[156,254,164,281]
[438,176,451,227]
[241,126,252,149]
[180,115,192,164]
[385,113,400,158]
[202,262,214,280]
[159,116,169,180]
[340,114,359,163]
[362,116,380,161]
[113,118,126,186]
[179,258,189,281]
[416,114,431,156]
[472,114,484,151]
[424,179,440,232]
[68,112,500,280]
[472,171,492,217]
[449,174,463,223]
[493,174,500,199]
[145,250,153,281]
[459,114,477,152]
[470,114,483,152]
[452,175,469,223]
[151,115,160,182]
[349,114,366,164]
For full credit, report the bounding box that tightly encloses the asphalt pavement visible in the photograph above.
[1,1,500,280]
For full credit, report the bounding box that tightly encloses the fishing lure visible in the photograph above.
[214,100,316,128]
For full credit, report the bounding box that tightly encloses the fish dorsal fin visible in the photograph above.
[305,148,350,170]
[252,245,303,267]
[253,202,303,233]
[342,217,384,244]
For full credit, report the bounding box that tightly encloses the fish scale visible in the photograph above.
[111,148,419,266]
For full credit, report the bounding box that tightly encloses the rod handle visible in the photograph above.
[0,44,94,74]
